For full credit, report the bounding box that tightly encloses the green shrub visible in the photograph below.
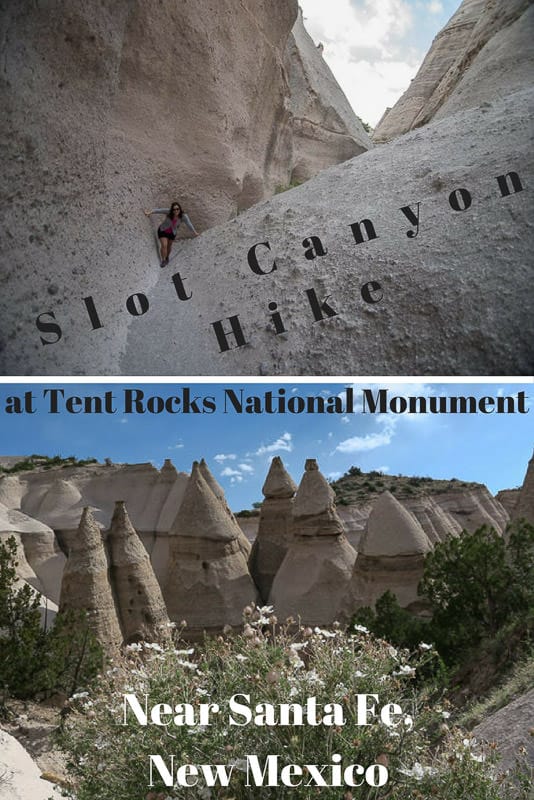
[59,610,529,799]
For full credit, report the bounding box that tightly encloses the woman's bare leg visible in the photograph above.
[159,238,168,261]
[167,240,173,260]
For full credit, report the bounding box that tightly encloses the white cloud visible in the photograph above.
[120,418,127,424]
[168,442,184,450]
[375,465,391,473]
[214,453,237,462]
[221,467,241,477]
[300,0,421,125]
[238,463,254,473]
[327,471,342,481]
[340,415,350,424]
[255,432,293,456]
[335,429,393,453]
[428,0,443,13]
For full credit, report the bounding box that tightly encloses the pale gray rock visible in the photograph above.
[373,0,532,142]
[402,494,462,544]
[285,8,371,182]
[164,463,258,633]
[0,502,65,603]
[59,507,123,655]
[495,488,520,517]
[432,486,509,534]
[114,87,532,377]
[511,452,534,525]
[199,458,252,558]
[249,456,297,601]
[108,500,170,644]
[0,730,62,800]
[344,491,432,615]
[0,0,373,376]
[472,689,534,772]
[270,460,356,625]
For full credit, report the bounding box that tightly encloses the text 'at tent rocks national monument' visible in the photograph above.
[1,0,533,375]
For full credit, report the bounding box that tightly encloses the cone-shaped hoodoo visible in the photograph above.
[59,507,122,655]
[199,458,252,557]
[108,500,171,644]
[343,491,432,617]
[269,459,355,625]
[164,462,258,634]
[249,456,297,601]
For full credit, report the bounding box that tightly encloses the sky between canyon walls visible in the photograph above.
[299,0,460,126]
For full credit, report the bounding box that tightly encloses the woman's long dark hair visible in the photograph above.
[169,202,184,219]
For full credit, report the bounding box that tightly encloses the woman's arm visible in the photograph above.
[183,213,199,236]
[144,208,168,216]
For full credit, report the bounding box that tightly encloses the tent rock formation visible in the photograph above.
[373,0,533,142]
[270,460,356,625]
[344,491,432,616]
[164,463,258,635]
[59,507,123,655]
[249,456,297,601]
[108,500,170,644]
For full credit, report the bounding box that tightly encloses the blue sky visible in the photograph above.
[299,0,462,125]
[0,382,532,512]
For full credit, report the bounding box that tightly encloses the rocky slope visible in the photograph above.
[373,0,533,143]
[0,0,370,376]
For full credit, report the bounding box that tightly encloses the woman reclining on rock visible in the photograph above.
[144,202,199,267]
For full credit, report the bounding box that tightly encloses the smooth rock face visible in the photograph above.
[285,8,371,182]
[373,0,532,142]
[114,86,531,377]
[199,459,251,557]
[164,464,258,632]
[345,491,432,614]
[270,460,356,625]
[0,0,373,376]
[59,507,123,655]
[402,495,461,543]
[108,501,170,644]
[0,463,190,583]
[511,454,534,525]
[0,502,65,604]
[432,486,509,534]
[249,457,297,601]
[473,689,534,773]
[495,488,519,517]
[0,730,63,800]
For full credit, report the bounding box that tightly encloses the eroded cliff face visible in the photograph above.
[0,0,371,375]
[284,8,371,182]
[373,0,533,142]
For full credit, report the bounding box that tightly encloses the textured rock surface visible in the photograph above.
[472,689,534,772]
[249,456,297,601]
[108,500,170,644]
[59,507,123,654]
[113,87,532,377]
[270,460,356,625]
[345,491,432,614]
[373,0,533,142]
[401,495,462,543]
[0,729,62,800]
[164,463,258,633]
[0,462,189,583]
[0,0,373,376]
[284,8,371,182]
[199,458,252,558]
[432,486,509,534]
[0,502,65,603]
[511,453,534,525]
[495,488,520,516]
